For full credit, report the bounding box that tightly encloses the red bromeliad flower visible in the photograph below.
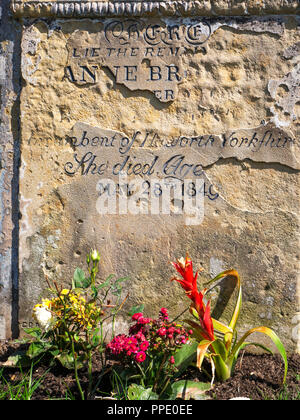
[171,255,215,342]
[171,255,205,316]
[199,301,215,341]
[171,255,196,292]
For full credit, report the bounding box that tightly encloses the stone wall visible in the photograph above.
[0,0,21,339]
[1,1,299,351]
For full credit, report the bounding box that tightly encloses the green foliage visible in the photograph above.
[128,304,145,317]
[173,341,198,378]
[127,384,159,400]
[72,267,91,289]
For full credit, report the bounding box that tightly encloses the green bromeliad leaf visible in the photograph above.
[190,303,233,335]
[197,340,214,370]
[229,341,273,374]
[212,318,233,335]
[205,270,241,329]
[229,326,288,383]
[204,269,242,349]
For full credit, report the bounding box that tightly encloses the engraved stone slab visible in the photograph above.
[5,4,300,351]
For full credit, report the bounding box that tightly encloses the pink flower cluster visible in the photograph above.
[106,308,192,366]
[106,333,149,363]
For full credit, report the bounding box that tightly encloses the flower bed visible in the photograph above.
[0,342,299,400]
[0,250,298,400]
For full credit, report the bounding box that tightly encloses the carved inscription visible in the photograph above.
[66,18,211,102]
[62,122,299,207]
[64,122,299,179]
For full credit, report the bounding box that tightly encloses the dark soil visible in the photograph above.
[207,352,300,400]
[0,341,299,400]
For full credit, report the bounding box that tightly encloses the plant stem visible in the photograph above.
[158,377,171,399]
[170,306,189,323]
[70,336,85,400]
[87,349,93,399]
[153,354,168,393]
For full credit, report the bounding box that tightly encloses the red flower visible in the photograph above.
[139,341,150,351]
[171,255,214,342]
[171,255,205,316]
[135,351,146,363]
[200,301,215,341]
[171,255,196,292]
[159,307,169,321]
[135,331,146,341]
[157,327,167,336]
[132,312,143,321]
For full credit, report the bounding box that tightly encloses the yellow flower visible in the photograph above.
[33,286,103,333]
[60,289,71,296]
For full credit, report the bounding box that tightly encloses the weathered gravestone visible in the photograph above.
[0,0,299,351]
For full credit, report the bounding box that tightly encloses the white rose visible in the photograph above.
[34,306,54,331]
